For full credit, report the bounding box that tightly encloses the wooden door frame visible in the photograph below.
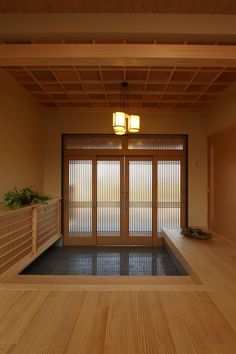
[207,139,214,230]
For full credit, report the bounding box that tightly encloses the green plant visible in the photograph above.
[3,187,49,209]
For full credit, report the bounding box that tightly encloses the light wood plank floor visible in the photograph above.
[0,230,236,354]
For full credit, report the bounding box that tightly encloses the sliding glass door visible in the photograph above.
[125,158,153,244]
[63,135,187,246]
[64,157,96,245]
[157,159,183,236]
[96,158,124,244]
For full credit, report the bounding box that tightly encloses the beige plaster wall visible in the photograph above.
[206,87,236,243]
[206,87,236,136]
[0,74,44,200]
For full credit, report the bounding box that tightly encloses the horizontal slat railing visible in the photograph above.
[0,198,61,276]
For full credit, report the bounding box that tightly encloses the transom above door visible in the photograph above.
[63,134,187,246]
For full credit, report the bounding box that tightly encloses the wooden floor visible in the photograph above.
[0,230,236,354]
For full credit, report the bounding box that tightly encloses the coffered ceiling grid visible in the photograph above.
[1,65,236,112]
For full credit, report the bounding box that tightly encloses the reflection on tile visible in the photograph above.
[21,245,186,276]
[71,255,92,275]
[129,254,152,275]
[97,253,120,275]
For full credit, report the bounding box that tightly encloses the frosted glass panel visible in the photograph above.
[97,161,120,237]
[157,161,181,234]
[129,161,152,237]
[69,160,93,236]
[65,136,122,149]
[128,138,184,150]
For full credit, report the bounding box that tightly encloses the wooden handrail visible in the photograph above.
[0,198,61,277]
[0,197,61,218]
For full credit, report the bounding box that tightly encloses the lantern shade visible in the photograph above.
[113,112,126,131]
[114,128,126,135]
[128,115,140,133]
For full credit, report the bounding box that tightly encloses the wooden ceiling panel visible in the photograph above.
[148,71,172,82]
[129,94,143,100]
[215,72,236,83]
[78,70,101,81]
[109,102,121,107]
[30,70,56,81]
[146,84,166,92]
[88,94,106,100]
[128,83,145,91]
[166,84,186,93]
[191,102,209,110]
[2,65,236,112]
[41,84,62,92]
[104,83,122,91]
[0,0,235,14]
[62,83,83,91]
[73,102,91,107]
[57,101,74,108]
[186,84,207,93]
[162,94,181,101]
[90,102,108,108]
[102,71,124,81]
[106,94,120,100]
[175,103,192,108]
[67,93,88,100]
[206,85,228,93]
[32,93,50,100]
[159,103,177,109]
[41,102,57,107]
[143,94,162,101]
[54,70,79,82]
[22,83,43,91]
[82,83,104,91]
[6,70,34,82]
[143,102,157,108]
[192,71,218,82]
[126,71,147,81]
[197,95,217,101]
[171,71,195,82]
[51,93,69,100]
[178,95,200,102]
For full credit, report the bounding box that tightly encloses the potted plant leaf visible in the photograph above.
[3,187,49,209]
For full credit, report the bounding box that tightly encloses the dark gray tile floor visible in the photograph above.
[21,244,187,276]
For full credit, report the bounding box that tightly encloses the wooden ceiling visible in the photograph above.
[1,41,235,112]
[2,65,236,112]
[0,0,235,14]
[0,7,235,113]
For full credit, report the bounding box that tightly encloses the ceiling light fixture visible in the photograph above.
[113,82,140,135]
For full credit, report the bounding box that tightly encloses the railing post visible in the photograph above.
[57,199,61,237]
[32,206,37,255]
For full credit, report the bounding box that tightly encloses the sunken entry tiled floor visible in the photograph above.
[21,245,186,276]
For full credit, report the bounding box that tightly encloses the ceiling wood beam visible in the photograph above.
[0,44,236,67]
[0,14,236,42]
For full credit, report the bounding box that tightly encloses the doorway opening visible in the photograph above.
[63,134,187,246]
